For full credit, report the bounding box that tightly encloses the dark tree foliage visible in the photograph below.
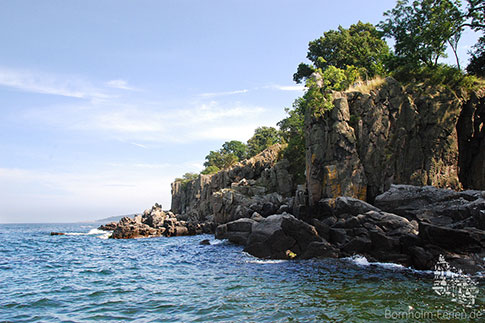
[293,21,390,83]
[464,0,485,31]
[202,143,242,172]
[467,36,485,77]
[221,140,247,161]
[246,126,281,158]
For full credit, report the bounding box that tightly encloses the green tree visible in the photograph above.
[467,36,485,76]
[201,141,246,174]
[203,150,225,169]
[379,0,464,69]
[464,0,484,31]
[294,21,390,83]
[277,98,306,184]
[200,165,220,175]
[246,126,281,157]
[221,140,247,160]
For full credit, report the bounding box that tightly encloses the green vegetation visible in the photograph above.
[246,126,281,157]
[197,127,282,176]
[277,99,306,184]
[175,0,485,187]
[293,21,390,83]
[174,172,199,187]
[467,36,485,77]
[378,0,484,92]
[379,0,464,69]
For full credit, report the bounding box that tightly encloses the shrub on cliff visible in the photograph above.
[278,99,306,185]
[174,172,199,187]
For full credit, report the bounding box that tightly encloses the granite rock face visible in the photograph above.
[305,78,485,207]
[217,213,335,260]
[216,185,485,273]
[171,144,294,224]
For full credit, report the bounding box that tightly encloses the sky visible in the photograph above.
[0,0,480,223]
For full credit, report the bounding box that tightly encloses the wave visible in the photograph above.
[246,259,288,264]
[63,228,111,239]
[209,239,225,245]
[344,255,433,274]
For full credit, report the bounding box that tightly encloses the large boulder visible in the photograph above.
[215,218,257,245]
[243,213,325,259]
[314,196,380,219]
[374,185,485,225]
[419,222,485,252]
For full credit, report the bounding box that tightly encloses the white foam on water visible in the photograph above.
[87,228,107,235]
[63,228,110,237]
[246,259,288,264]
[345,255,433,274]
[97,232,112,239]
[209,239,225,245]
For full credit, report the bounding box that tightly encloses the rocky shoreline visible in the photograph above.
[216,185,485,273]
[97,184,485,274]
[96,78,485,274]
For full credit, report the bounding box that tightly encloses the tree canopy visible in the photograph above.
[293,21,390,83]
[246,126,281,157]
[379,0,464,68]
[467,36,485,76]
[221,140,247,160]
[464,0,485,31]
[199,128,281,176]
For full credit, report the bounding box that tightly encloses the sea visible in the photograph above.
[1,223,484,322]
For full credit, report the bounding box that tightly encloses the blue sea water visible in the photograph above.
[1,223,484,322]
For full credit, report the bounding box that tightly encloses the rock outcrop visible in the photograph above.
[306,77,485,207]
[99,204,215,239]
[216,185,485,273]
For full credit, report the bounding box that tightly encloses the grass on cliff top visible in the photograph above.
[345,76,386,94]
[392,64,485,97]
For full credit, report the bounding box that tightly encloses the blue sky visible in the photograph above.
[0,0,480,223]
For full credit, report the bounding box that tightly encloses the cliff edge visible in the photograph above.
[306,77,485,207]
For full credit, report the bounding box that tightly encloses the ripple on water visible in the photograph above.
[1,224,484,322]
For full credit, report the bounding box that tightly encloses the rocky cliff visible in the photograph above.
[306,77,485,207]
[171,144,294,224]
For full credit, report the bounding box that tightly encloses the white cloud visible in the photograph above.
[130,142,148,149]
[106,79,138,91]
[0,66,111,99]
[267,84,305,92]
[22,99,273,144]
[200,89,248,97]
[0,163,200,223]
